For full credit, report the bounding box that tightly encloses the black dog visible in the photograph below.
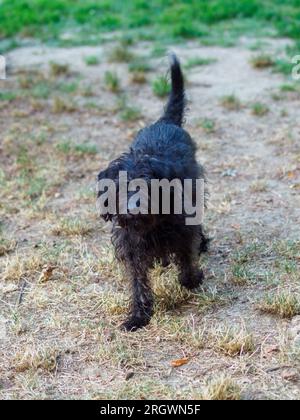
[97,54,208,331]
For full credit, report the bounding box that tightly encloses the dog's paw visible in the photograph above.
[180,269,204,290]
[120,317,150,332]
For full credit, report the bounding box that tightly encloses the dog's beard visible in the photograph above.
[115,213,157,233]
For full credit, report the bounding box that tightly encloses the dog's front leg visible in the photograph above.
[177,248,204,290]
[121,267,154,332]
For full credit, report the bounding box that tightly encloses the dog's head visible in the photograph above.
[97,152,176,232]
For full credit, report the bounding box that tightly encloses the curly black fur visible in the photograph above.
[97,54,209,331]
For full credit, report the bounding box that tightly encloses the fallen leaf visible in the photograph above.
[38,265,57,283]
[287,171,296,179]
[171,357,190,367]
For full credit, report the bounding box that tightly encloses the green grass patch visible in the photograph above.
[104,71,120,93]
[56,140,97,156]
[273,58,293,76]
[220,94,241,111]
[184,57,217,69]
[1,1,300,47]
[84,55,100,66]
[152,75,170,98]
[251,102,269,116]
[0,91,17,101]
[199,118,216,133]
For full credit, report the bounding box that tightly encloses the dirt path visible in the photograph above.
[0,39,299,399]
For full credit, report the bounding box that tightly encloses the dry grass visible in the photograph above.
[49,62,70,77]
[152,265,193,312]
[108,45,134,63]
[250,54,274,69]
[196,287,230,312]
[130,71,147,84]
[52,96,77,113]
[257,289,300,319]
[213,325,255,357]
[1,253,45,282]
[1,40,300,400]
[0,238,16,256]
[250,180,268,193]
[51,217,94,237]
[200,375,241,400]
[13,345,60,373]
[220,94,241,111]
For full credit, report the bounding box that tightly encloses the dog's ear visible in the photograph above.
[97,163,120,222]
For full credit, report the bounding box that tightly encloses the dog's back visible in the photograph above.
[131,55,201,180]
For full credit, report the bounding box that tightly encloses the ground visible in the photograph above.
[0,36,300,400]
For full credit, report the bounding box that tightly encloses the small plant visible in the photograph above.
[231,264,254,286]
[56,141,97,155]
[104,71,120,93]
[130,71,147,84]
[18,75,34,89]
[74,143,97,155]
[56,140,72,154]
[220,95,241,111]
[31,83,51,99]
[196,287,229,312]
[184,57,217,69]
[214,325,255,357]
[84,55,100,66]
[0,237,16,256]
[2,253,45,282]
[250,180,268,193]
[280,84,297,92]
[200,118,216,133]
[250,54,274,69]
[13,346,60,373]
[152,75,170,98]
[52,96,77,113]
[108,45,134,63]
[152,265,192,312]
[257,290,300,319]
[251,102,269,116]
[120,106,142,122]
[58,81,78,94]
[274,59,292,76]
[0,91,17,101]
[200,375,241,400]
[49,62,70,77]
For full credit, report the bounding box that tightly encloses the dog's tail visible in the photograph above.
[160,53,185,127]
